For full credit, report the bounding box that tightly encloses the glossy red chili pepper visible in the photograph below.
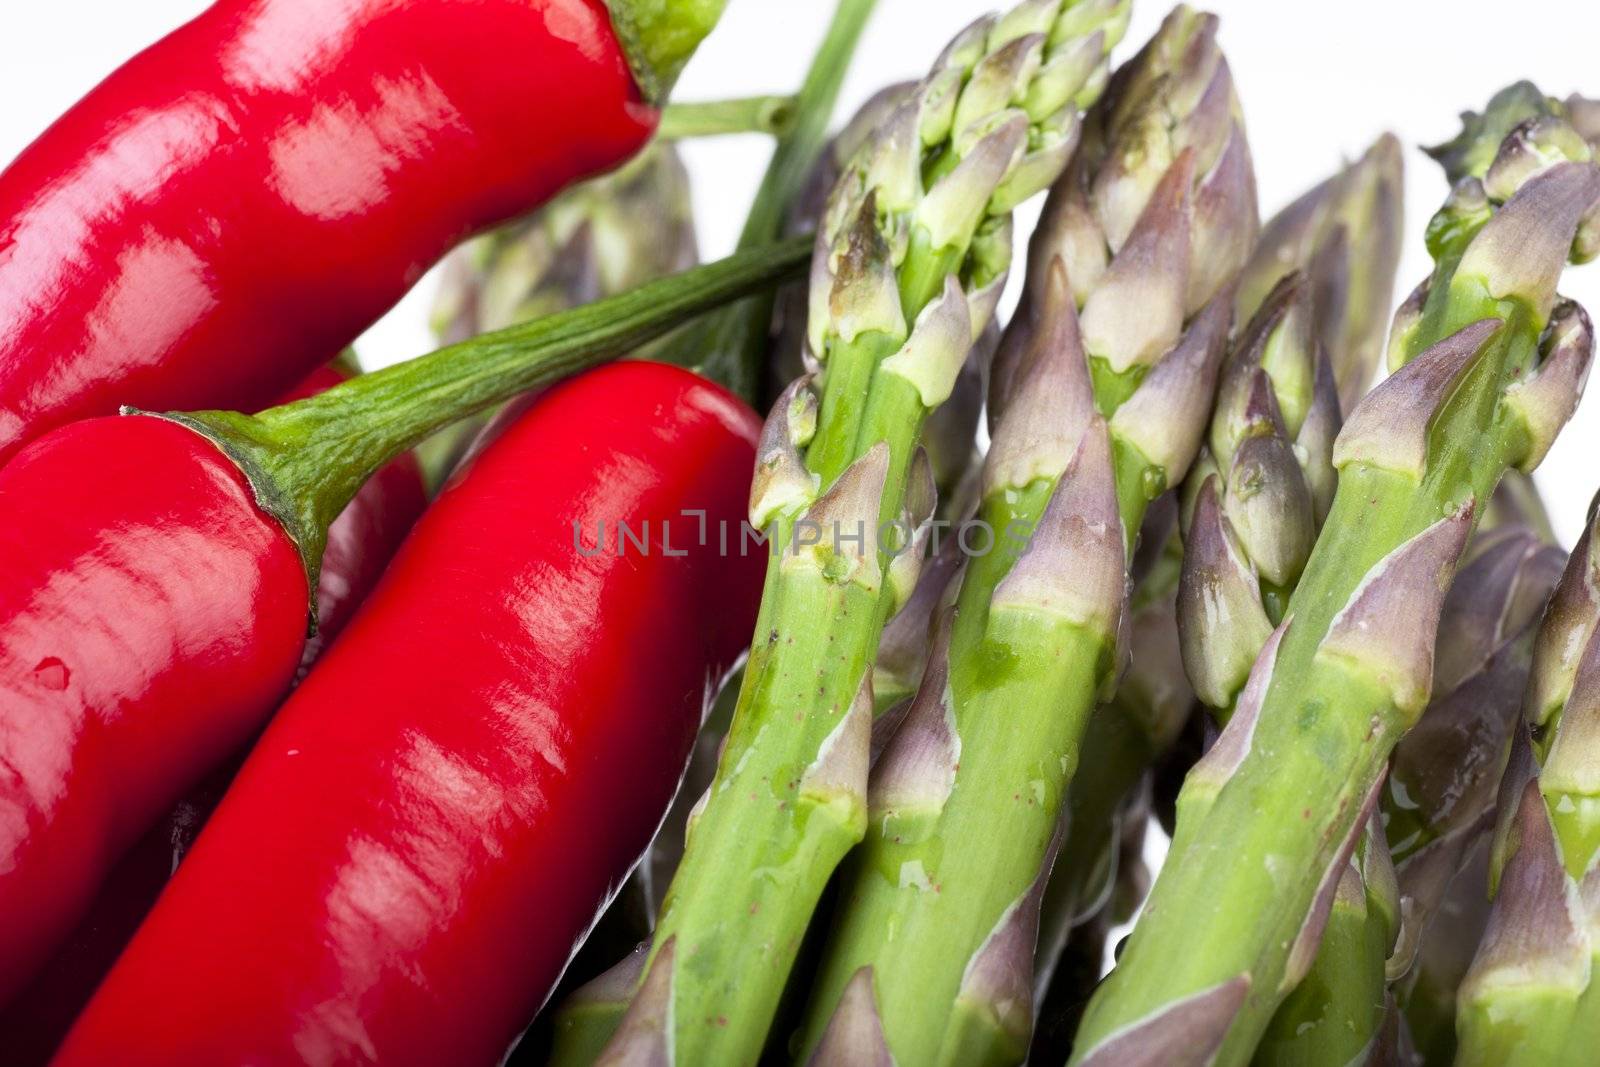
[0,0,680,468]
[0,416,306,1005]
[0,363,424,1058]
[55,361,764,1067]
[0,243,803,1012]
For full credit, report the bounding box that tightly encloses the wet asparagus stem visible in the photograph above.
[597,4,1128,1063]
[541,4,881,1063]
[424,146,699,488]
[1034,504,1188,993]
[1072,86,1600,1067]
[1457,494,1600,1066]
[1032,133,1403,1033]
[796,10,1253,1064]
[1255,518,1563,1067]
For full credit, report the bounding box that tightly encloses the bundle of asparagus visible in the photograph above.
[597,3,1130,1062]
[1073,84,1600,1065]
[797,10,1251,1064]
[519,16,1600,1067]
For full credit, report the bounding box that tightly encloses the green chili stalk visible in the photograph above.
[1072,85,1600,1067]
[596,4,1130,1063]
[423,145,700,488]
[1457,490,1600,1066]
[656,94,800,140]
[796,9,1255,1064]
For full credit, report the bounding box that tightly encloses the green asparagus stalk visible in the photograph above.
[1030,134,1404,1039]
[656,94,800,140]
[538,6,879,1063]
[1072,86,1600,1067]
[1034,504,1189,990]
[595,5,1129,1063]
[796,9,1253,1064]
[1457,492,1600,1066]
[1257,442,1563,1067]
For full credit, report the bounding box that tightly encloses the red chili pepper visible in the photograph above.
[0,0,724,468]
[54,360,763,1066]
[0,362,424,1060]
[0,243,804,1006]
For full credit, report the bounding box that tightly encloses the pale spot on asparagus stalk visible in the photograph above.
[1315,502,1475,720]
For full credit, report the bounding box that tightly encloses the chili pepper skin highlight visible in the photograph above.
[0,0,725,467]
[55,361,764,1067]
[0,241,805,1010]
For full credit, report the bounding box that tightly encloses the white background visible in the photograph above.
[5,0,1600,542]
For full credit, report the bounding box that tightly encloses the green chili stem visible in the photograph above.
[158,238,810,605]
[657,95,799,140]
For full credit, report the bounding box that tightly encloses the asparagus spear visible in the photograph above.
[796,10,1252,1064]
[1234,137,1405,412]
[1457,493,1600,1066]
[596,5,1128,1063]
[1028,136,1403,1037]
[1178,136,1405,720]
[1072,86,1600,1067]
